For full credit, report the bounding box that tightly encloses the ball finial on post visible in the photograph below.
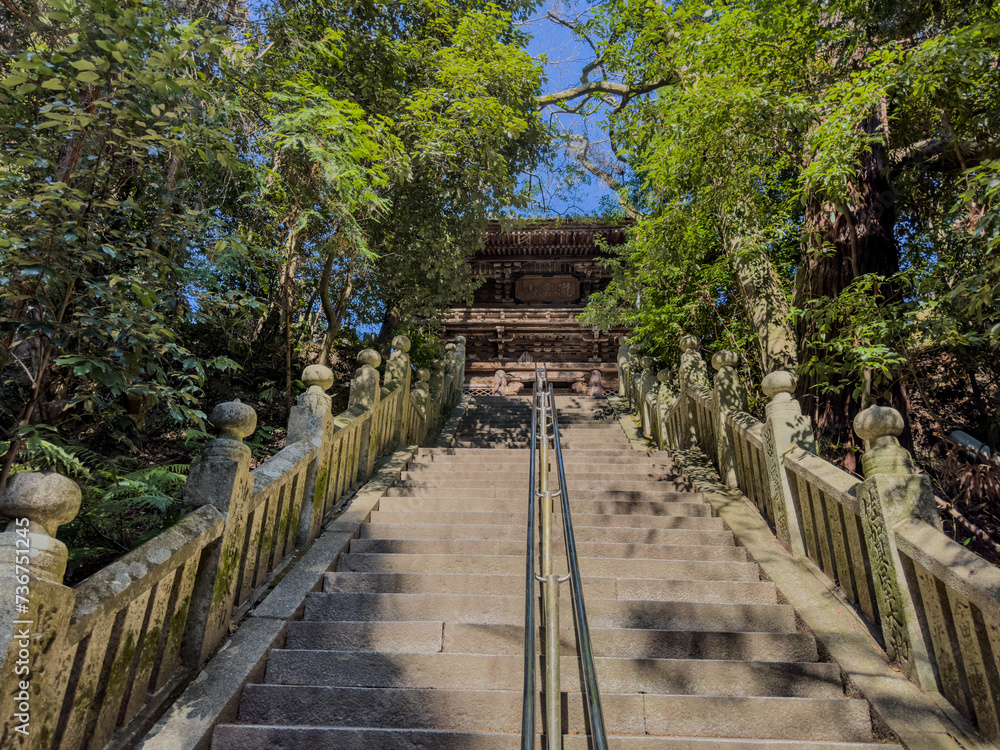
[761,370,796,402]
[711,350,738,371]
[680,335,699,352]
[0,471,82,581]
[302,364,334,393]
[392,335,411,353]
[358,349,381,369]
[209,400,257,442]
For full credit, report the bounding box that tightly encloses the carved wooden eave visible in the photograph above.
[439,219,631,388]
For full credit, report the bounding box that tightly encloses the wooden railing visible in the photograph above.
[617,334,1000,741]
[0,335,467,750]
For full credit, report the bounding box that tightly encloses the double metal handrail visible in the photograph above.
[522,366,608,750]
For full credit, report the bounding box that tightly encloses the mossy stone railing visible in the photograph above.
[619,334,1000,741]
[0,335,465,750]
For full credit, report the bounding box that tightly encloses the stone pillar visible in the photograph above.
[854,405,940,689]
[616,336,630,400]
[385,335,412,445]
[455,336,467,388]
[350,349,381,479]
[638,357,657,439]
[182,400,256,666]
[411,368,431,444]
[656,369,678,450]
[760,371,813,557]
[429,359,445,426]
[711,350,748,488]
[0,472,81,749]
[678,335,708,448]
[288,365,334,545]
[443,343,458,407]
[629,352,643,411]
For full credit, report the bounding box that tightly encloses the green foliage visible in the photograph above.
[548,0,999,428]
[2,427,188,579]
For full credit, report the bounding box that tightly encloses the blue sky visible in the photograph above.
[519,2,614,217]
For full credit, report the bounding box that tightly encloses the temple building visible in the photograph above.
[438,219,630,394]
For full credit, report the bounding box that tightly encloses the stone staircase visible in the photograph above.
[211,395,902,749]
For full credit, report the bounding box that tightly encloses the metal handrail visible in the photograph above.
[520,376,538,749]
[551,387,609,749]
[522,366,608,750]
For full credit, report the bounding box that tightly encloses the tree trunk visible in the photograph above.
[377,301,400,344]
[319,252,354,366]
[724,232,798,373]
[793,114,910,471]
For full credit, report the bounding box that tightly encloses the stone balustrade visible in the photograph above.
[0,340,465,750]
[618,334,1000,741]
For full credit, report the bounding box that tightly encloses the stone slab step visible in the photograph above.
[285,621,818,662]
[392,479,697,494]
[348,538,747,563]
[416,448,661,459]
[264,650,844,698]
[339,552,761,581]
[453,442,636,450]
[399,469,686,482]
[323,572,774,603]
[357,522,736,549]
[232,686,876,741]
[213,726,900,750]
[378,497,706,517]
[457,421,621,429]
[302,592,794,632]
[369,509,719,528]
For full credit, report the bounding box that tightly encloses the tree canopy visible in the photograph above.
[542,0,1000,467]
[0,0,548,488]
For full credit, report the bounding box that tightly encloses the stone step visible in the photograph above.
[452,443,637,451]
[391,479,696,494]
[284,620,818,662]
[339,552,761,581]
[213,726,900,750]
[416,448,661,459]
[378,497,706,516]
[302,592,794,632]
[358,519,735,547]
[409,451,673,465]
[348,538,747,563]
[384,487,698,501]
[457,421,621,429]
[399,468,686,482]
[323,572,774,603]
[369,509,717,528]
[231,686,876,741]
[264,650,845,698]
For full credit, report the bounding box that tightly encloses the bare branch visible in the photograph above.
[566,135,645,220]
[537,77,675,108]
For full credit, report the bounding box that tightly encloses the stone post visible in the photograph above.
[429,359,445,427]
[616,336,630,400]
[182,400,256,666]
[679,335,709,448]
[288,365,334,545]
[385,335,412,445]
[759,371,814,557]
[638,356,657,439]
[854,405,940,689]
[411,368,431,444]
[0,472,81,749]
[350,349,381,479]
[629,352,643,411]
[443,343,458,407]
[455,336,467,389]
[711,350,748,489]
[656,369,679,450]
